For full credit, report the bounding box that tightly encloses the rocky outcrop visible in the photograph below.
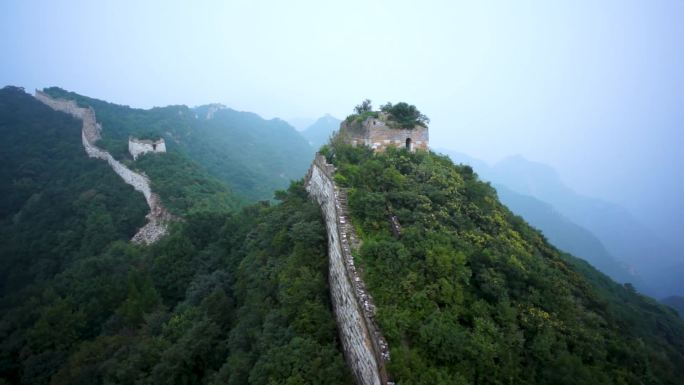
[305,154,392,385]
[35,90,171,245]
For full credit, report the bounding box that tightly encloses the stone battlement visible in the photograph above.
[305,154,392,385]
[34,90,171,245]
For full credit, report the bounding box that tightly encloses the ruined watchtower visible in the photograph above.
[339,111,429,152]
[128,137,166,160]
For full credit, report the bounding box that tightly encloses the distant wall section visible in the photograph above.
[34,90,171,244]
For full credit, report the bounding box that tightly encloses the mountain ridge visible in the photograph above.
[42,87,314,202]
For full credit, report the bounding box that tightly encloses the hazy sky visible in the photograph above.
[2,0,683,242]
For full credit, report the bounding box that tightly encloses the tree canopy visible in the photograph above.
[380,102,430,128]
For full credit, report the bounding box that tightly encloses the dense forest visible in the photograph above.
[0,87,349,384]
[0,185,351,385]
[322,139,684,384]
[43,87,313,201]
[0,86,148,297]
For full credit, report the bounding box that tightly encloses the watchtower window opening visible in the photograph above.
[405,138,412,151]
[152,144,157,150]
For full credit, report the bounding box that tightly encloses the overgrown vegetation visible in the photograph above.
[344,99,429,130]
[0,88,350,384]
[344,99,379,128]
[326,140,684,384]
[380,102,429,128]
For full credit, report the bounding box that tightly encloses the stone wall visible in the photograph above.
[35,90,171,245]
[305,154,392,385]
[341,116,429,152]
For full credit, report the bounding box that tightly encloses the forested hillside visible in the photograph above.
[0,87,349,384]
[494,184,634,284]
[323,140,684,384]
[441,149,636,287]
[43,87,313,201]
[0,86,148,297]
[487,154,682,298]
[0,180,351,384]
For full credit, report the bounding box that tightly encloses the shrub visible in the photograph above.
[380,102,430,129]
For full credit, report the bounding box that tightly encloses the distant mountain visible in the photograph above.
[300,114,341,149]
[286,116,316,131]
[190,105,315,200]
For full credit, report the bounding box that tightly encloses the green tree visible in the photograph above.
[380,102,430,128]
[354,99,373,114]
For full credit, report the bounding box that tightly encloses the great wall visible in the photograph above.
[34,90,171,245]
[33,89,396,382]
[305,154,392,385]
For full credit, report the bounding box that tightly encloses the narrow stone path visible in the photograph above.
[35,90,171,245]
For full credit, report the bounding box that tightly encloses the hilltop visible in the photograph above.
[320,138,684,384]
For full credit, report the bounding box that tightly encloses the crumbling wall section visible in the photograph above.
[35,90,171,244]
[305,154,392,385]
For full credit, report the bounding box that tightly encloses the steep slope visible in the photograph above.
[0,179,351,385]
[325,142,684,384]
[494,184,634,284]
[300,114,341,148]
[34,90,172,244]
[43,88,312,201]
[490,155,682,297]
[441,149,634,286]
